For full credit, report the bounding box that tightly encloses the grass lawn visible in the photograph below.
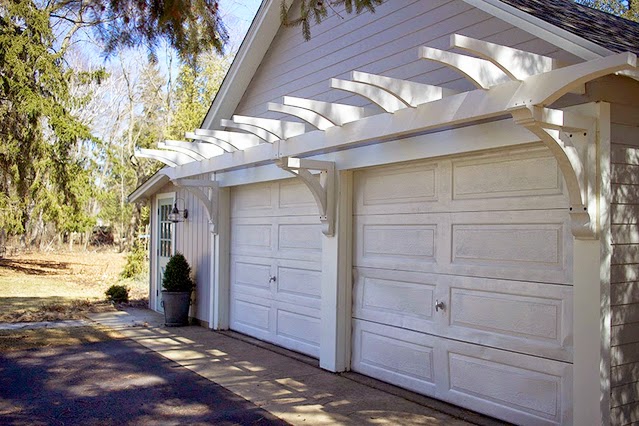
[0,251,148,322]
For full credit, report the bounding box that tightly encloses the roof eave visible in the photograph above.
[128,172,171,203]
[464,0,614,60]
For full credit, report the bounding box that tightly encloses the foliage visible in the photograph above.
[281,0,383,40]
[576,0,639,21]
[165,52,231,140]
[120,242,148,278]
[0,0,99,244]
[45,0,228,64]
[162,253,194,292]
[105,284,130,303]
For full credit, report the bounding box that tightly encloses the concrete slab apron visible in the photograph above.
[89,309,472,426]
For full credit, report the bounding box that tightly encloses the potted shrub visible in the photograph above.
[161,252,195,326]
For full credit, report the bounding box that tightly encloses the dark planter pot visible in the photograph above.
[161,291,191,327]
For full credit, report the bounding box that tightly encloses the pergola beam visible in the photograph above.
[231,115,307,139]
[419,46,513,89]
[451,34,557,80]
[352,71,457,107]
[268,102,336,130]
[135,148,194,167]
[331,78,408,113]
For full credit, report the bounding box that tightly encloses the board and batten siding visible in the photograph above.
[154,175,213,324]
[233,0,582,121]
[610,102,639,425]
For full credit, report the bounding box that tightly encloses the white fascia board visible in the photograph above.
[128,172,170,203]
[201,0,292,131]
[215,119,539,187]
[463,0,613,60]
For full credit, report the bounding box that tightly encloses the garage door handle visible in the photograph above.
[269,276,277,283]
[435,300,445,312]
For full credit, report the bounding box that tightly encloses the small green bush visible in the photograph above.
[105,284,129,303]
[120,242,147,279]
[162,252,194,292]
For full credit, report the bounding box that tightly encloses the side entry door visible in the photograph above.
[157,196,174,311]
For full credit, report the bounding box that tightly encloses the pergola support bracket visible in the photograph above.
[172,179,220,233]
[276,157,336,236]
[510,105,598,239]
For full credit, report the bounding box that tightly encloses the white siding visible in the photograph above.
[233,0,582,121]
[610,103,639,426]
[154,175,213,324]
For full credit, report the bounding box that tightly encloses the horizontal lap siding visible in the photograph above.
[234,0,582,120]
[610,103,639,425]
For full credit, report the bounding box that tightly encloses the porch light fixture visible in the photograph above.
[168,199,188,223]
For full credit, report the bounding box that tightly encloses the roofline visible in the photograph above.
[202,0,616,133]
[463,0,613,60]
[128,171,170,203]
[201,0,293,131]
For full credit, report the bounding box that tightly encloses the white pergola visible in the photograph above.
[136,34,636,240]
[134,35,638,426]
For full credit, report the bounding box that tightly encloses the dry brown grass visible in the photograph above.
[0,325,124,352]
[0,251,148,323]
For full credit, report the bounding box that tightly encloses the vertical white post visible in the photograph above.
[208,222,216,329]
[320,172,352,372]
[573,239,603,425]
[212,187,230,330]
[598,102,612,426]
[572,101,611,426]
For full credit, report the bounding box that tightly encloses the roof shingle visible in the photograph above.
[499,0,639,55]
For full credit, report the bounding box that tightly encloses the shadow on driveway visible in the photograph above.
[0,336,289,425]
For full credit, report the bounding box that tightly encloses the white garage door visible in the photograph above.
[351,146,574,425]
[230,179,323,357]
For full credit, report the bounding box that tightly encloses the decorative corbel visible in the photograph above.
[509,105,597,239]
[172,179,219,234]
[276,157,336,236]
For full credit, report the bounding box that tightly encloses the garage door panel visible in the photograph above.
[451,223,564,270]
[355,211,571,284]
[232,180,319,218]
[444,341,572,425]
[451,147,564,200]
[276,264,321,306]
[231,221,274,257]
[277,222,322,254]
[354,146,569,216]
[231,296,271,334]
[353,271,436,331]
[231,258,272,295]
[355,267,572,361]
[352,319,571,425]
[231,181,274,214]
[355,214,444,272]
[278,179,319,213]
[354,162,443,215]
[352,320,438,393]
[275,307,321,357]
[446,278,573,362]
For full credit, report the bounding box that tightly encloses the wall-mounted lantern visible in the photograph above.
[168,199,188,223]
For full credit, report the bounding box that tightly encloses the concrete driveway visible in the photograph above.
[0,337,288,425]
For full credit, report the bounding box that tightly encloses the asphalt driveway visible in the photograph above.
[0,335,289,425]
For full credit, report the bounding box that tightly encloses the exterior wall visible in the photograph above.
[588,76,639,424]
[610,101,639,425]
[153,176,212,324]
[233,0,582,120]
